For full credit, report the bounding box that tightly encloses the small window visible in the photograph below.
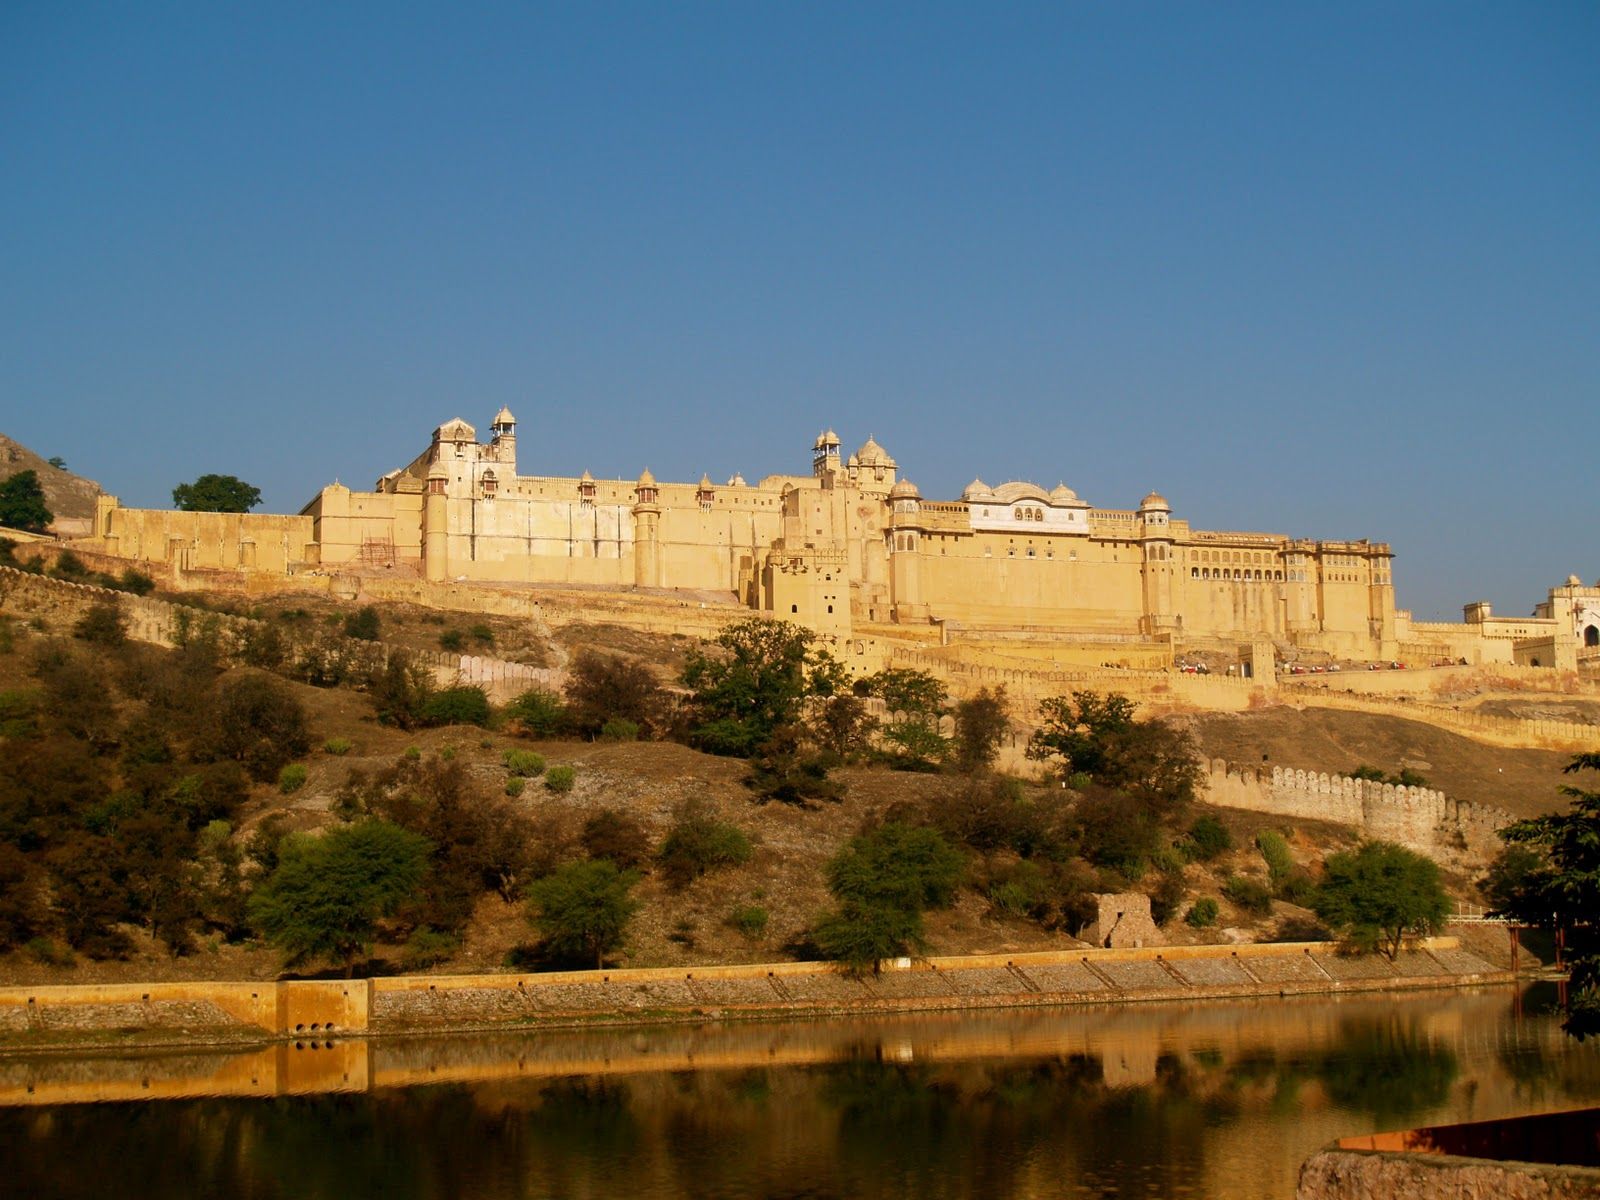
[791,604,798,613]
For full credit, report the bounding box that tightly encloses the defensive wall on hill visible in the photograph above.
[0,939,1507,1058]
[1203,761,1514,862]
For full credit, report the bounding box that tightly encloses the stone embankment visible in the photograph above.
[0,939,1507,1049]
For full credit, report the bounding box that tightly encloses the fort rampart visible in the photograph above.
[1203,760,1514,861]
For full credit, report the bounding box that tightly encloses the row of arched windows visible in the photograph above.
[1193,567,1285,582]
[1013,506,1045,522]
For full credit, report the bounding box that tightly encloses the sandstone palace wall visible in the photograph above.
[57,409,1600,671]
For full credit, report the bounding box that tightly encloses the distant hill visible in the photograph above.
[0,433,102,537]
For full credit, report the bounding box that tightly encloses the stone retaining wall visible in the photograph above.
[2,941,1499,1048]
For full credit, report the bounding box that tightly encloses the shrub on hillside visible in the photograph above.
[728,905,769,938]
[343,605,381,641]
[565,650,664,737]
[1183,815,1233,861]
[419,686,491,728]
[504,687,569,738]
[503,749,546,778]
[213,674,311,782]
[73,600,127,646]
[1223,876,1274,915]
[543,765,576,793]
[599,717,639,742]
[1256,830,1295,890]
[324,738,353,756]
[277,763,308,795]
[656,801,751,888]
[581,809,652,869]
[1185,897,1219,928]
[438,629,465,652]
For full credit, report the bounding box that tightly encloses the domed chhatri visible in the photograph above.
[1140,491,1171,511]
[889,477,921,500]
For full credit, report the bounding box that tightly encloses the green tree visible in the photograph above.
[46,456,66,470]
[213,674,311,781]
[171,474,262,513]
[343,605,381,641]
[953,686,1010,772]
[1311,841,1449,961]
[0,470,53,533]
[1493,753,1600,1039]
[248,820,431,972]
[813,822,964,973]
[856,668,947,722]
[525,859,640,969]
[1027,691,1202,813]
[564,650,665,737]
[681,618,838,756]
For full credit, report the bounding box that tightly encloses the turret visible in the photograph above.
[424,461,449,582]
[489,406,517,470]
[632,468,662,588]
[812,429,841,477]
[1138,492,1175,633]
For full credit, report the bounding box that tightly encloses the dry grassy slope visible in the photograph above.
[0,433,102,529]
[1187,706,1579,817]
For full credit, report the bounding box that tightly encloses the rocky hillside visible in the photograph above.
[0,433,101,536]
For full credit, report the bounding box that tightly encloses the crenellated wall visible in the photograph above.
[1203,759,1515,862]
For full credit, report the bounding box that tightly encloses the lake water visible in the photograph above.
[1,985,1596,1199]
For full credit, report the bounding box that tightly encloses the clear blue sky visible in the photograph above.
[3,3,1595,619]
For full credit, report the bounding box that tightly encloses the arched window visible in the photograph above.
[1587,625,1599,648]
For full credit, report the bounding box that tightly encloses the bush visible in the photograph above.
[403,928,459,969]
[543,765,576,793]
[1257,829,1295,890]
[505,777,526,798]
[278,763,308,795]
[1278,868,1317,905]
[213,675,311,782]
[73,600,127,646]
[419,686,491,728]
[1184,815,1233,861]
[503,749,546,777]
[1185,897,1219,928]
[469,623,495,646]
[117,568,156,596]
[986,859,1050,919]
[728,905,769,938]
[324,738,353,756]
[599,718,640,742]
[403,746,421,761]
[1150,869,1187,925]
[344,606,381,641]
[581,809,652,869]
[1223,876,1274,915]
[504,687,569,738]
[656,801,752,888]
[565,650,664,737]
[438,629,465,652]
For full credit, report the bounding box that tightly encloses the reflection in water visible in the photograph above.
[1,988,1597,1200]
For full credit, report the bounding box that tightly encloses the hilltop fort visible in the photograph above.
[66,410,1600,677]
